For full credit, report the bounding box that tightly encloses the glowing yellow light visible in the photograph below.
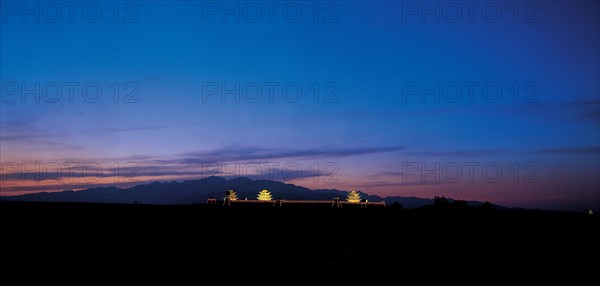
[346,191,361,203]
[257,189,272,201]
[224,190,238,201]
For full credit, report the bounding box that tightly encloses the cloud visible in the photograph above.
[576,110,600,120]
[329,99,600,123]
[4,144,596,194]
[404,148,506,157]
[523,100,600,122]
[355,180,447,188]
[0,119,85,150]
[0,134,56,141]
[399,146,599,157]
[538,147,600,154]
[0,144,404,192]
[564,100,600,121]
[81,126,171,132]
[173,145,406,163]
[0,164,207,182]
[564,100,600,107]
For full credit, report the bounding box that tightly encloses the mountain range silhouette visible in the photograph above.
[2,176,499,208]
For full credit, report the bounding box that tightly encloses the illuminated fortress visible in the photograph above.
[218,189,386,208]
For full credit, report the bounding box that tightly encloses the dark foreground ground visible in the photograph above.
[1,201,598,282]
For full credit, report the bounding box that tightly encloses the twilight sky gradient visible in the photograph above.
[1,1,599,211]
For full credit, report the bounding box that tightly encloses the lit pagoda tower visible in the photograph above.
[346,191,361,203]
[257,190,272,201]
[224,190,238,201]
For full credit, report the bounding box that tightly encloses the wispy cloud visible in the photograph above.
[3,144,598,195]
[514,100,600,122]
[538,147,600,154]
[405,148,506,157]
[172,145,406,163]
[564,100,600,107]
[81,126,171,132]
[400,146,599,157]
[327,99,600,123]
[0,144,404,193]
[355,180,448,189]
[0,119,85,151]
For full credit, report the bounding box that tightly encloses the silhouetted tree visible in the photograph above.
[481,201,492,210]
[434,196,450,207]
[452,199,468,208]
[389,202,403,209]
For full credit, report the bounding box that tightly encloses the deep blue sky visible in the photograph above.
[1,1,599,210]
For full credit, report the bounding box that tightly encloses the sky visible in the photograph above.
[1,1,599,211]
